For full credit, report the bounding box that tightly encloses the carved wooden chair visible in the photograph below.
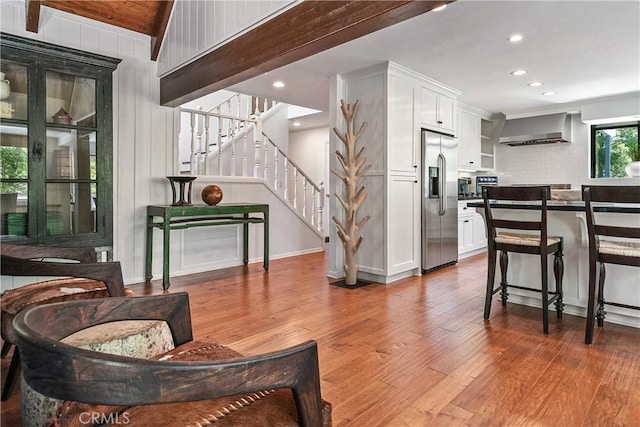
[0,244,128,400]
[482,186,564,334]
[582,185,640,344]
[13,293,332,426]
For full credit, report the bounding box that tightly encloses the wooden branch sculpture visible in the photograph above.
[332,99,371,286]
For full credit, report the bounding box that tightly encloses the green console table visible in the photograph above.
[145,204,269,290]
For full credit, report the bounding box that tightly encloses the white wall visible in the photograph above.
[495,114,589,188]
[289,127,329,188]
[289,127,330,233]
[495,93,640,188]
[261,103,289,154]
[157,0,296,76]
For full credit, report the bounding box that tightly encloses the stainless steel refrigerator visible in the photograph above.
[422,130,458,271]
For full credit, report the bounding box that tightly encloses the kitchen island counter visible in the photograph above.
[466,200,640,214]
[468,200,640,329]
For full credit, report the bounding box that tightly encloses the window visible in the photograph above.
[591,122,640,178]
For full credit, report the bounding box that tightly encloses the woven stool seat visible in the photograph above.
[598,240,640,257]
[495,232,562,247]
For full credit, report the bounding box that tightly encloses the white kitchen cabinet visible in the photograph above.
[472,213,487,247]
[458,201,487,258]
[458,111,482,169]
[389,174,420,272]
[388,73,420,273]
[480,118,495,170]
[388,74,418,173]
[458,215,474,253]
[457,104,497,172]
[420,86,456,135]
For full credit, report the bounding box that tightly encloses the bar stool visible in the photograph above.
[483,186,564,334]
[582,185,640,344]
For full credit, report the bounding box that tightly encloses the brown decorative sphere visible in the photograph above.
[201,185,223,205]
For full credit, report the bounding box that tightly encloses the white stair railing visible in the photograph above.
[178,95,325,235]
[261,132,325,234]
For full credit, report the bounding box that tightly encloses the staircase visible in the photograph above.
[178,93,326,236]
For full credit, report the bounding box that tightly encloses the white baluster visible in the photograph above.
[311,186,316,226]
[253,97,260,117]
[217,116,222,176]
[253,120,264,178]
[274,146,278,190]
[189,112,196,174]
[293,168,298,210]
[263,133,268,181]
[284,158,289,203]
[203,114,210,175]
[242,120,248,177]
[230,118,236,176]
[303,178,307,219]
[318,182,324,233]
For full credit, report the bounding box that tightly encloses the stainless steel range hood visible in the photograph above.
[500,113,572,146]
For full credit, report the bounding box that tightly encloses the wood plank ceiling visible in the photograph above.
[25,0,173,60]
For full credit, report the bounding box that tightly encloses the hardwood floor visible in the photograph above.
[2,252,639,426]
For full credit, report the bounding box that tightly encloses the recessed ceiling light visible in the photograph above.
[293,121,301,127]
[432,4,447,12]
[511,70,527,76]
[528,81,543,87]
[542,91,556,96]
[273,81,285,88]
[508,34,523,43]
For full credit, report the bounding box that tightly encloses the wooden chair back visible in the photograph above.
[483,186,551,253]
[0,244,125,297]
[582,185,640,266]
[13,293,325,426]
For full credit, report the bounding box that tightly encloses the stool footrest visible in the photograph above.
[489,284,560,305]
[502,283,561,295]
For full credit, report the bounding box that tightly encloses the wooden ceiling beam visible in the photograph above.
[25,0,41,33]
[150,0,174,61]
[160,0,453,107]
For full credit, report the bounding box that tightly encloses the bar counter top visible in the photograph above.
[466,200,640,214]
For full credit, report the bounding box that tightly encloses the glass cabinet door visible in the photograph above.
[0,33,119,248]
[45,71,99,238]
[0,63,29,238]
[0,62,28,120]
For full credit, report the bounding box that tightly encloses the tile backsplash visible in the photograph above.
[495,114,589,189]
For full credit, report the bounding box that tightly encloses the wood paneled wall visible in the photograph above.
[0,2,176,284]
[0,3,323,289]
[157,0,295,77]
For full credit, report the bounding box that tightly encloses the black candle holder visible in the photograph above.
[167,176,197,206]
